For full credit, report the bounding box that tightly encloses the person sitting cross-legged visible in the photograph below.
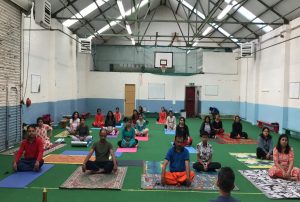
[256,127,273,160]
[212,114,224,136]
[135,114,149,137]
[72,118,92,142]
[82,128,117,174]
[92,108,105,128]
[165,110,176,131]
[13,125,44,172]
[118,117,138,148]
[161,135,195,186]
[193,131,221,172]
[230,116,248,139]
[209,167,240,202]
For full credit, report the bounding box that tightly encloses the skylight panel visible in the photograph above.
[226,0,273,33]
[63,0,107,27]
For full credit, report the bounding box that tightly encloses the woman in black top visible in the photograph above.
[212,114,224,135]
[176,117,192,146]
[200,116,215,138]
[105,111,117,135]
[230,115,248,139]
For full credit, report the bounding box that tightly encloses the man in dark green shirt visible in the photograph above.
[82,128,118,173]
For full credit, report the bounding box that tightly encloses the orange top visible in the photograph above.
[94,113,104,124]
[114,112,122,122]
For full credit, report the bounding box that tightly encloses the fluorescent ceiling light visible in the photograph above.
[63,0,107,27]
[192,41,198,46]
[131,38,135,45]
[202,27,213,36]
[126,25,132,34]
[117,0,126,18]
[186,50,190,54]
[217,4,233,20]
[89,0,148,42]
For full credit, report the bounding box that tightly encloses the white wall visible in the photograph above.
[23,16,78,103]
[239,16,300,131]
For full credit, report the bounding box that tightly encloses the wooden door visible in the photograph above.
[125,84,135,117]
[185,87,195,118]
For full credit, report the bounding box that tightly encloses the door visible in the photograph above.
[125,84,135,117]
[185,86,196,118]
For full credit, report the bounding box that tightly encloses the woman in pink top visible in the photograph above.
[268,134,300,181]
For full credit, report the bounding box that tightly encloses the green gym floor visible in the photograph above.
[0,118,299,202]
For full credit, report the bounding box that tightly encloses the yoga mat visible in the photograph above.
[115,123,123,128]
[43,144,66,156]
[0,144,65,156]
[0,164,54,188]
[239,169,300,199]
[0,147,19,155]
[230,153,273,169]
[141,173,239,191]
[164,129,175,135]
[135,135,149,141]
[116,147,137,153]
[170,142,197,154]
[118,160,144,167]
[216,134,257,144]
[44,154,96,164]
[54,130,69,138]
[61,150,122,158]
[60,166,127,190]
[91,127,101,130]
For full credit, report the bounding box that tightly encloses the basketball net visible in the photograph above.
[160,65,166,73]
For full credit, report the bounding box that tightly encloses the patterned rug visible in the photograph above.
[54,130,69,138]
[0,143,65,156]
[230,153,273,169]
[239,170,300,199]
[216,134,257,144]
[60,166,127,189]
[44,154,96,164]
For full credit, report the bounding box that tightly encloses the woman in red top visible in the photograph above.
[114,107,122,125]
[157,107,167,124]
[92,108,105,128]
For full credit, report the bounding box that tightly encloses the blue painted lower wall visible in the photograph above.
[21,99,300,133]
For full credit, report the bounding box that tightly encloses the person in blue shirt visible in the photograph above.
[161,135,195,186]
[209,167,240,202]
[209,107,220,119]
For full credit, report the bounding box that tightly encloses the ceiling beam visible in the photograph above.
[257,0,289,24]
[51,0,79,18]
[139,6,159,44]
[169,33,177,46]
[93,0,116,34]
[72,2,117,33]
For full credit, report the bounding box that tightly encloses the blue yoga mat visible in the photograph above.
[170,142,197,154]
[115,123,123,128]
[91,127,101,130]
[0,164,54,188]
[61,150,122,158]
[164,129,175,135]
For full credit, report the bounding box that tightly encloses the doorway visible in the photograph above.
[124,84,136,117]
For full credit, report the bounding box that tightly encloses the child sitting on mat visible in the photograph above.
[161,135,195,186]
[209,167,240,202]
[193,131,221,172]
[72,118,92,142]
[165,111,176,130]
[13,125,44,172]
[176,117,192,146]
[157,107,167,124]
[200,116,215,139]
[257,127,273,160]
[66,111,80,135]
[118,117,138,148]
[230,115,248,139]
[212,114,224,135]
[114,107,122,125]
[135,114,149,137]
[268,134,300,181]
[92,108,105,128]
[105,110,118,135]
[82,128,117,174]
